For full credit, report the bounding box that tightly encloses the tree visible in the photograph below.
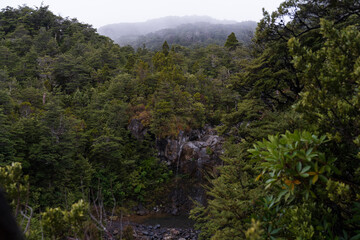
[249,130,335,200]
[0,109,15,162]
[239,0,360,109]
[162,40,170,56]
[42,200,88,240]
[191,6,360,239]
[224,32,239,50]
[289,19,360,213]
[290,19,360,149]
[52,53,92,93]
[0,162,29,218]
[33,27,59,57]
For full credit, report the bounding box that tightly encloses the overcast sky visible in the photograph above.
[1,0,284,29]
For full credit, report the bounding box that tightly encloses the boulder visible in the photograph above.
[128,119,147,140]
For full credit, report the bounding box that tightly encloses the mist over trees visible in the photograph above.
[98,16,238,39]
[98,16,257,49]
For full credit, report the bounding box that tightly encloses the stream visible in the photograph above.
[131,213,195,229]
[109,213,199,239]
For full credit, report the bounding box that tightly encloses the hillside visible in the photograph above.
[98,15,237,39]
[98,16,256,49]
[118,21,257,50]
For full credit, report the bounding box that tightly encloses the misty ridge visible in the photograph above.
[98,16,257,49]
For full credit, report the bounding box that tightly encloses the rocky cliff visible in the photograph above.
[128,120,224,214]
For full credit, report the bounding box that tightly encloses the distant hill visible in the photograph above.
[126,22,257,50]
[98,16,237,39]
[98,16,257,49]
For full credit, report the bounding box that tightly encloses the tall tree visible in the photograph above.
[224,32,239,50]
[240,0,360,109]
[162,40,170,56]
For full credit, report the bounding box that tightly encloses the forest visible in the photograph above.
[99,18,257,50]
[97,15,253,48]
[0,0,360,239]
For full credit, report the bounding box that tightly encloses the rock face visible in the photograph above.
[156,127,223,178]
[128,119,148,141]
[156,126,224,213]
[128,120,224,214]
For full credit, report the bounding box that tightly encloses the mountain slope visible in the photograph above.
[124,21,257,49]
[98,15,237,39]
[98,16,256,49]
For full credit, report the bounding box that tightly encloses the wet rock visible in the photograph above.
[153,206,161,212]
[128,121,224,214]
[128,119,147,140]
[157,127,224,174]
[136,204,148,216]
[159,127,223,213]
[170,228,180,235]
[163,233,172,240]
[137,210,145,216]
[107,220,199,240]
[171,207,179,216]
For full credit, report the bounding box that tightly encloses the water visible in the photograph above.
[130,213,195,229]
[176,130,187,176]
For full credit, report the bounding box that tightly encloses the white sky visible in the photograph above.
[1,0,284,29]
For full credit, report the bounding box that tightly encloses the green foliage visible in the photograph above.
[190,1,360,239]
[280,203,315,239]
[42,199,88,240]
[190,141,265,240]
[224,32,239,50]
[249,131,342,239]
[0,162,91,240]
[0,162,29,216]
[290,19,360,137]
[289,19,360,178]
[0,107,15,162]
[128,157,172,203]
[115,21,256,50]
[239,0,360,109]
[162,40,170,56]
[326,180,352,204]
[245,219,263,240]
[249,130,336,200]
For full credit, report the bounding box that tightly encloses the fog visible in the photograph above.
[1,0,284,28]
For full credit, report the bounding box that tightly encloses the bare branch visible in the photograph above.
[20,205,33,234]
